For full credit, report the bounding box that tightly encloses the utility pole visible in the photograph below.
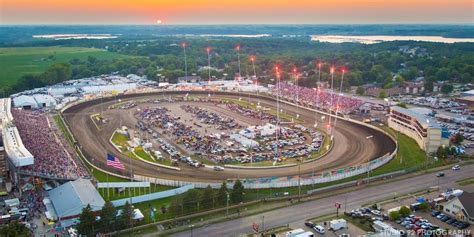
[226,191,230,216]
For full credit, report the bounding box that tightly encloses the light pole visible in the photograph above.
[275,66,281,166]
[251,56,259,105]
[206,47,211,97]
[182,42,188,82]
[366,135,374,182]
[293,67,299,119]
[426,119,430,172]
[226,191,230,216]
[314,62,322,127]
[332,68,346,138]
[236,45,241,81]
[329,67,335,139]
[189,224,194,237]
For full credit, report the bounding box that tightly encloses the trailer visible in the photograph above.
[329,219,347,230]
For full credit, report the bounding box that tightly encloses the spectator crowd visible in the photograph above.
[12,109,89,180]
[272,82,363,114]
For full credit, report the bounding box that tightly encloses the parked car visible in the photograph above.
[431,210,441,217]
[305,221,316,228]
[313,225,325,234]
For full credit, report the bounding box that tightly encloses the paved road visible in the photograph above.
[63,91,394,182]
[171,165,474,237]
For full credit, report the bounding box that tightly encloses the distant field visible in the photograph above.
[0,46,129,87]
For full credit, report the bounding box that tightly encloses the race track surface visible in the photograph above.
[63,91,395,182]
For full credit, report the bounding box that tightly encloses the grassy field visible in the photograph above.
[456,177,474,186]
[0,46,129,87]
[133,147,174,166]
[111,131,130,152]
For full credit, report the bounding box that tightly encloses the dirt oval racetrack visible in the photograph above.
[63,91,396,183]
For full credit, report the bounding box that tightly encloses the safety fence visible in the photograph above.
[133,150,395,189]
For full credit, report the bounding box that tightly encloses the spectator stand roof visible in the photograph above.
[47,178,105,219]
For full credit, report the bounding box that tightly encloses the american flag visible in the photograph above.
[107,154,125,170]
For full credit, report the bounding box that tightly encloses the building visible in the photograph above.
[45,178,105,227]
[388,106,449,153]
[177,76,202,83]
[0,136,6,178]
[12,94,56,109]
[441,192,474,224]
[454,96,474,108]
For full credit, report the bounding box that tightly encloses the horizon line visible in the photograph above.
[1,23,474,27]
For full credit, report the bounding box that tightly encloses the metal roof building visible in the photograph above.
[47,178,104,221]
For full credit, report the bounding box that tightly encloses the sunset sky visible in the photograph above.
[1,0,473,25]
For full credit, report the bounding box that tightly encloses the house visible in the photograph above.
[441,192,474,224]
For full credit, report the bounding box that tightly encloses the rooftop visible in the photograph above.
[391,106,440,129]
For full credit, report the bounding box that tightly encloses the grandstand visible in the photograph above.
[272,82,363,114]
[0,98,34,167]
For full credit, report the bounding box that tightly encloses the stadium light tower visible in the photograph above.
[274,65,281,166]
[314,62,323,128]
[182,42,189,97]
[293,67,300,119]
[206,47,211,97]
[329,66,335,138]
[332,68,346,138]
[250,56,260,105]
[236,45,242,81]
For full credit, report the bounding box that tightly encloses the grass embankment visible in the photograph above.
[457,177,474,186]
[0,47,130,87]
[134,147,174,166]
[111,131,174,166]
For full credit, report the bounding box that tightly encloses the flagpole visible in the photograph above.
[107,171,109,200]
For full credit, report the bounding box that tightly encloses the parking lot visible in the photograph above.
[379,192,473,235]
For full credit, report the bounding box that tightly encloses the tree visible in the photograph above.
[389,211,400,221]
[399,206,411,217]
[120,201,135,229]
[437,146,448,160]
[0,221,30,237]
[200,185,215,209]
[419,202,429,211]
[98,201,117,233]
[182,189,200,213]
[440,84,454,94]
[77,204,97,236]
[378,90,387,99]
[231,179,245,204]
[397,102,408,109]
[356,86,365,95]
[217,181,229,206]
[452,133,464,145]
[169,198,182,216]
